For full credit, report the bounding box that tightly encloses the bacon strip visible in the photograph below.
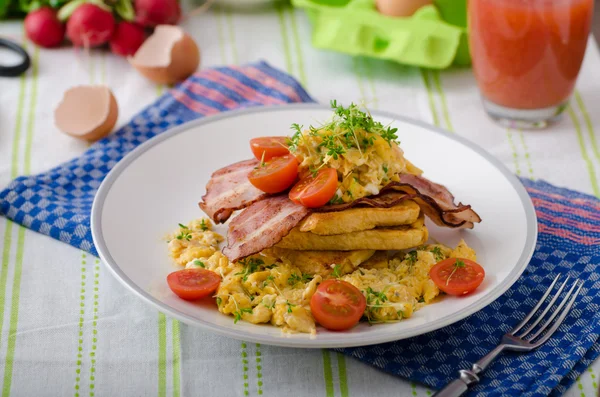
[381,174,482,228]
[223,196,311,261]
[314,175,480,228]
[205,165,480,260]
[198,159,268,223]
[311,192,416,212]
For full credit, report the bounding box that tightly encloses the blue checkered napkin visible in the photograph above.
[0,61,314,255]
[337,179,600,396]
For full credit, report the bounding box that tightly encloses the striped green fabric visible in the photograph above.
[0,7,599,397]
[569,106,600,197]
[2,42,38,397]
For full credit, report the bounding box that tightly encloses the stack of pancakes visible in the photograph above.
[267,200,428,277]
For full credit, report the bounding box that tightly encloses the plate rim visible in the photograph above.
[91,103,538,348]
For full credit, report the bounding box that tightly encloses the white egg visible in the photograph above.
[375,0,433,17]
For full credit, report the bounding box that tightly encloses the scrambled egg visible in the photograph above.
[168,219,477,334]
[167,219,223,266]
[288,102,422,203]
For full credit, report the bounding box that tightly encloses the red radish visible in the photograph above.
[110,22,146,56]
[24,7,65,48]
[134,0,181,27]
[66,4,115,47]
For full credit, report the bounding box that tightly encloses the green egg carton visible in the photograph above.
[291,0,470,69]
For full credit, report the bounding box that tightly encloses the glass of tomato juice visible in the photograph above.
[468,0,594,128]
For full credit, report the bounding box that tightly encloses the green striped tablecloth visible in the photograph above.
[1,3,600,396]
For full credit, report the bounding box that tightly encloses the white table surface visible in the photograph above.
[1,2,600,396]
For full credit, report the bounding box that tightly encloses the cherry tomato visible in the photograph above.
[248,155,298,194]
[429,258,485,296]
[289,168,338,208]
[310,279,367,331]
[250,136,290,161]
[167,268,221,301]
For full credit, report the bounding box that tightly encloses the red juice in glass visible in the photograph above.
[468,0,594,128]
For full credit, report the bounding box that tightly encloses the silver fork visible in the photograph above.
[434,274,584,397]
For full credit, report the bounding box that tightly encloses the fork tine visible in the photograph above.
[511,274,563,336]
[517,275,571,338]
[527,280,582,342]
[531,281,583,347]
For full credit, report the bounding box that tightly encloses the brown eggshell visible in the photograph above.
[129,25,201,85]
[375,0,433,17]
[54,85,118,141]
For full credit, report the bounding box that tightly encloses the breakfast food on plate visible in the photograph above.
[166,101,485,334]
[167,219,483,333]
[276,215,427,251]
[265,248,376,278]
[298,200,420,235]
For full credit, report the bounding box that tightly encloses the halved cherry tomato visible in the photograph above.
[250,137,290,161]
[429,258,485,296]
[167,268,221,301]
[248,155,298,193]
[310,279,367,331]
[289,168,338,208]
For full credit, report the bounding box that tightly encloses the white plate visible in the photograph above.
[91,104,537,348]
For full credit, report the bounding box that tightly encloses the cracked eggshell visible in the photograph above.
[54,85,118,141]
[129,25,200,85]
[375,0,432,17]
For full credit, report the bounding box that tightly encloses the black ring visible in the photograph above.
[0,38,31,77]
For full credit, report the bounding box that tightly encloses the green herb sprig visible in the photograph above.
[363,287,407,324]
[366,287,388,305]
[328,194,344,205]
[331,264,342,278]
[286,301,296,313]
[193,260,205,268]
[233,307,253,324]
[364,287,389,324]
[431,247,444,262]
[318,134,345,160]
[288,101,400,157]
[235,258,265,282]
[230,296,253,324]
[200,219,208,231]
[287,273,313,286]
[404,251,418,266]
[288,123,303,153]
[176,223,192,241]
[445,259,466,286]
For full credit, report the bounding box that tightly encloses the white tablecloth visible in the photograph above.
[1,3,600,396]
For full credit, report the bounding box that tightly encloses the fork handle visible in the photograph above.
[433,345,506,397]
[474,345,506,373]
[432,378,470,397]
[433,370,479,397]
